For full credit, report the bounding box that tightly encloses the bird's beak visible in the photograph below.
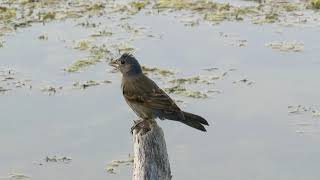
[109,58,119,68]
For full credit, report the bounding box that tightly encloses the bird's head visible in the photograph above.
[111,53,142,76]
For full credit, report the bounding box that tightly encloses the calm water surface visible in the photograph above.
[0,4,320,180]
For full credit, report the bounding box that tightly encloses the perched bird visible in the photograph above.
[112,53,209,132]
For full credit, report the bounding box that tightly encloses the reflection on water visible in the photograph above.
[1,4,320,180]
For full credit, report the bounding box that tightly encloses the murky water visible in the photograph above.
[1,2,320,180]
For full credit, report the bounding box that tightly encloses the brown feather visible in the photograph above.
[122,74,181,114]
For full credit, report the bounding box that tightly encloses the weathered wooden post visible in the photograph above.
[132,120,172,180]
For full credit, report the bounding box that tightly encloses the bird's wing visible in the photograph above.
[122,74,181,113]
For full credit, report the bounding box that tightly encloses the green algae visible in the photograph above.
[170,75,218,85]
[0,0,318,41]
[203,67,219,71]
[0,1,109,35]
[310,0,320,9]
[116,42,135,53]
[85,3,105,12]
[106,166,116,174]
[288,105,320,118]
[154,0,215,10]
[152,0,320,26]
[106,155,134,174]
[0,69,32,94]
[71,43,110,72]
[65,59,99,72]
[90,30,113,37]
[142,65,175,76]
[74,40,91,51]
[233,78,255,86]
[0,86,10,93]
[111,2,145,15]
[40,12,56,21]
[169,76,201,84]
[129,1,149,10]
[0,6,16,21]
[164,85,187,93]
[0,40,4,48]
[204,12,227,22]
[74,80,99,89]
[264,12,279,23]
[164,75,220,98]
[154,0,258,23]
[266,41,304,52]
[89,44,110,60]
[0,0,318,101]
[282,3,299,12]
[165,85,208,98]
[38,34,48,40]
[40,85,63,95]
[45,155,72,163]
[77,21,100,28]
[73,80,111,89]
[2,172,30,180]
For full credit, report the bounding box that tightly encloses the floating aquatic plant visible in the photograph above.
[310,0,320,9]
[266,40,304,52]
[73,80,111,89]
[65,59,99,72]
[165,85,208,98]
[106,155,134,174]
[142,65,175,76]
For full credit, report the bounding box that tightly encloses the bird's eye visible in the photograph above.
[120,60,125,64]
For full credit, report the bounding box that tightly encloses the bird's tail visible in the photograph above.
[180,111,209,132]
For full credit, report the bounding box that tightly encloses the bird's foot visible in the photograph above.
[131,119,151,134]
[130,119,144,134]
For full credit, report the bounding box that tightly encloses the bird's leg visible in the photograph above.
[131,119,145,134]
[131,119,153,134]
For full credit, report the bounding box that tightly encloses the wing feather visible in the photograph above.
[122,74,181,113]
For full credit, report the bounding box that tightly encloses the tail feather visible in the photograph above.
[179,111,209,132]
[183,112,209,125]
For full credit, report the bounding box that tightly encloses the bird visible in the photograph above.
[111,53,209,132]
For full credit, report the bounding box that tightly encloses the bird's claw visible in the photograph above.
[130,119,145,134]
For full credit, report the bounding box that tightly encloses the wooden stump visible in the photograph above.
[132,120,172,180]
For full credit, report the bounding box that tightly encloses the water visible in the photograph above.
[1,4,320,180]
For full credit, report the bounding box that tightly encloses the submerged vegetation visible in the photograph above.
[73,80,111,89]
[65,59,100,72]
[45,155,72,163]
[1,0,319,179]
[310,0,320,9]
[152,0,320,26]
[0,6,16,21]
[106,155,134,174]
[0,69,32,94]
[288,105,320,117]
[0,0,319,37]
[0,172,30,180]
[0,40,4,47]
[41,85,63,95]
[165,85,209,98]
[266,41,304,52]
[129,1,149,10]
[74,40,91,51]
[0,0,297,100]
[142,65,175,76]
[288,105,320,134]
